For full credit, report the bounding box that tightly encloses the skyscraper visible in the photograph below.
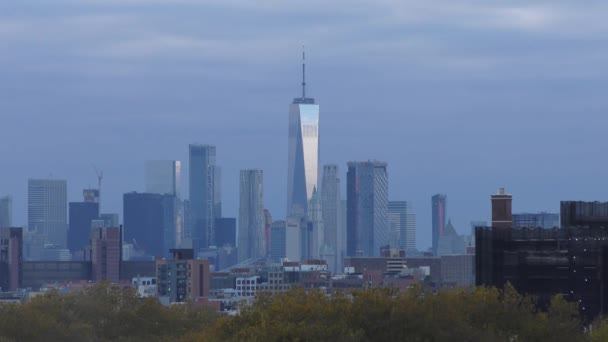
[264,209,272,257]
[68,189,100,252]
[0,196,12,228]
[308,188,323,259]
[287,49,320,217]
[346,161,389,257]
[389,201,417,252]
[28,179,67,248]
[123,192,179,258]
[145,160,181,197]
[238,170,265,262]
[432,194,447,255]
[189,144,218,251]
[321,165,340,272]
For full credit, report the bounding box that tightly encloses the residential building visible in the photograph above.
[432,194,447,255]
[287,49,319,217]
[0,228,22,291]
[157,249,210,303]
[189,144,218,251]
[28,179,67,248]
[89,226,121,283]
[238,170,265,262]
[347,161,389,257]
[145,160,181,197]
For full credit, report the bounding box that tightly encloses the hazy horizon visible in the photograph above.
[2,1,608,250]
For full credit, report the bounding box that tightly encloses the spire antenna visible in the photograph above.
[302,44,306,99]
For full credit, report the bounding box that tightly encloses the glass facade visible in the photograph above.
[28,179,68,248]
[189,145,217,251]
[145,160,181,197]
[346,161,389,257]
[389,201,416,252]
[0,195,12,228]
[512,212,559,229]
[287,101,320,217]
[238,170,265,262]
[321,165,340,272]
[432,194,447,255]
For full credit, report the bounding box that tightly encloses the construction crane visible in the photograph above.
[92,164,103,210]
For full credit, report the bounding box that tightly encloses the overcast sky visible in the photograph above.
[2,1,608,250]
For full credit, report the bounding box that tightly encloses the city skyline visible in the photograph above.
[2,2,607,251]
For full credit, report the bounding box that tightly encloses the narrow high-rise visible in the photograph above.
[432,194,447,255]
[28,179,68,248]
[346,161,389,257]
[189,145,218,251]
[238,170,265,262]
[0,196,12,228]
[321,165,340,272]
[389,201,417,252]
[287,48,320,217]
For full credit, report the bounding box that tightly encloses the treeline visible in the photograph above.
[0,283,608,341]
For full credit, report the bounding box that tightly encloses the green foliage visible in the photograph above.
[0,282,219,342]
[0,282,596,341]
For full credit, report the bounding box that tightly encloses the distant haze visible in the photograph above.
[2,1,607,250]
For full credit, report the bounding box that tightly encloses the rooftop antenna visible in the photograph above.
[302,44,306,99]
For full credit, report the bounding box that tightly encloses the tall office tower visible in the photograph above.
[0,196,12,228]
[286,216,302,261]
[270,220,287,262]
[189,144,218,251]
[214,166,222,218]
[89,226,121,283]
[512,212,559,229]
[339,200,347,270]
[182,200,191,245]
[491,188,512,228]
[28,179,68,248]
[264,209,272,257]
[287,49,320,218]
[0,227,22,291]
[431,194,447,255]
[123,192,179,258]
[389,201,417,252]
[321,165,340,272]
[214,217,236,247]
[145,160,181,197]
[238,170,265,262]
[68,189,100,252]
[346,161,389,257]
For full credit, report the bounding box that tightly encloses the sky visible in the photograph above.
[1,0,608,250]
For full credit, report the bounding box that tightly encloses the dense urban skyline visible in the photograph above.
[2,1,608,250]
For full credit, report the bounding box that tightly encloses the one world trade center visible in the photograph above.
[287,48,320,217]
